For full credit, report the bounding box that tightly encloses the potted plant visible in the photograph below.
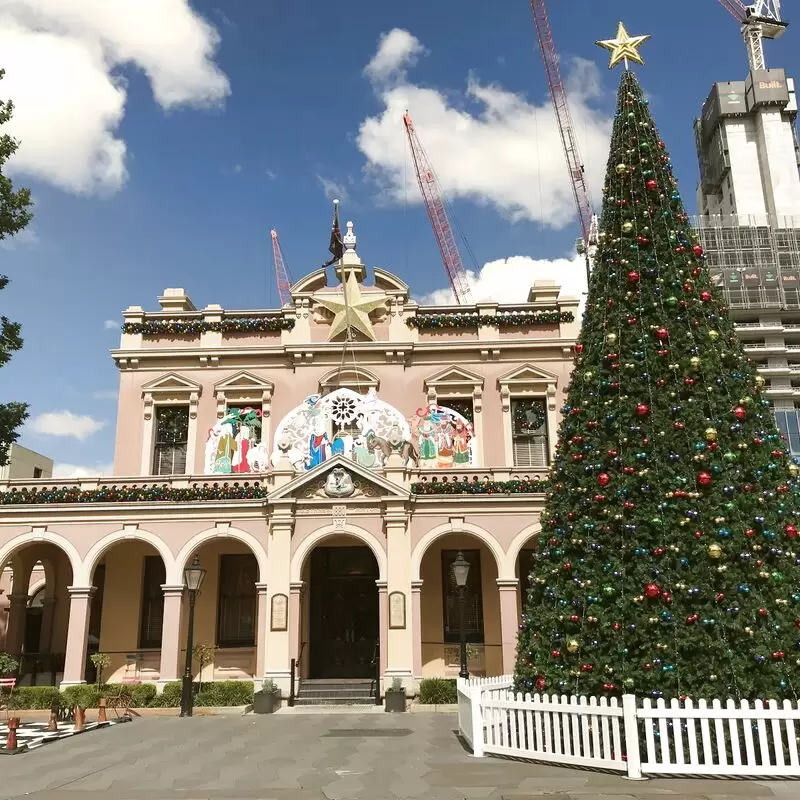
[90,652,111,686]
[252,679,281,714]
[384,677,406,713]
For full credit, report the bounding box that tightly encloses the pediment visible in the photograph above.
[141,372,202,395]
[498,364,558,387]
[373,268,409,294]
[291,269,328,294]
[269,456,410,502]
[424,365,484,391]
[319,366,380,390]
[214,371,274,395]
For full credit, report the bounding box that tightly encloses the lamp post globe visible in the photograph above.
[180,555,206,718]
[450,551,470,680]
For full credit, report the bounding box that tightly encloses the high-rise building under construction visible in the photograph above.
[694,4,800,456]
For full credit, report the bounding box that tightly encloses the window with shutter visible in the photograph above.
[511,398,549,468]
[152,406,190,475]
[217,554,257,647]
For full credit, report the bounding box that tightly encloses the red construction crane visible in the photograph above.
[403,111,473,305]
[717,1,786,71]
[271,228,293,307]
[529,0,597,278]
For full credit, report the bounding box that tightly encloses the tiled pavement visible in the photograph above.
[0,712,798,800]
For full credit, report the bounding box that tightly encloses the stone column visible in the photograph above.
[289,581,304,673]
[411,580,423,681]
[255,582,268,679]
[385,510,413,688]
[158,585,185,684]
[497,579,520,675]
[61,587,95,687]
[264,514,293,693]
[376,581,388,687]
[4,594,29,656]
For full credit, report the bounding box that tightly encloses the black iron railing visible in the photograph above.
[288,642,306,708]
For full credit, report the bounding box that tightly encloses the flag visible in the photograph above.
[321,200,343,268]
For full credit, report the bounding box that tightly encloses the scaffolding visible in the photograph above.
[694,214,800,310]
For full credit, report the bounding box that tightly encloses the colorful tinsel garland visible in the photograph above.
[122,318,295,336]
[411,478,550,495]
[407,311,573,330]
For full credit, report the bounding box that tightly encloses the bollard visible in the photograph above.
[98,698,107,723]
[74,706,85,732]
[6,717,20,751]
[47,702,59,732]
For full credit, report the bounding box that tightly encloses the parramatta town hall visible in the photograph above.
[0,222,580,700]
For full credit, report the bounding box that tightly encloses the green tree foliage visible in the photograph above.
[0,69,34,468]
[515,70,800,702]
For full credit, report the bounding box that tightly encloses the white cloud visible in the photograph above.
[103,319,119,330]
[53,461,113,478]
[0,227,39,249]
[357,29,612,229]
[90,389,118,400]
[316,174,349,202]
[30,410,106,440]
[418,254,588,310]
[363,28,427,86]
[0,0,230,195]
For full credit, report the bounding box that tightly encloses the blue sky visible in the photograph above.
[0,0,797,476]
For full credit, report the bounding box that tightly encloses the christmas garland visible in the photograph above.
[407,310,573,330]
[411,477,550,495]
[122,318,295,336]
[0,482,267,506]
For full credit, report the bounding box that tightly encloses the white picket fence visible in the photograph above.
[457,675,800,779]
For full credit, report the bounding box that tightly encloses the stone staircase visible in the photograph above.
[293,678,377,706]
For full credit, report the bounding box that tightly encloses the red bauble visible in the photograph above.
[627,270,640,283]
[655,327,669,340]
[644,583,661,599]
[697,472,712,486]
[612,622,622,631]
[574,343,584,354]
[535,676,546,690]
[686,614,700,624]
[646,179,657,190]
[570,614,580,623]
[692,244,704,256]
[772,651,785,661]
[785,524,798,538]
[733,406,747,420]
[581,664,594,673]
[636,403,650,417]
[552,649,562,658]
[597,473,611,487]
[700,290,712,302]
[758,608,769,617]
[636,236,649,246]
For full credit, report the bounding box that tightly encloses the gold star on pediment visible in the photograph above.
[314,272,388,341]
[596,22,651,70]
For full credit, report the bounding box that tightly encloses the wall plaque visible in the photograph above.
[388,591,406,630]
[270,593,288,631]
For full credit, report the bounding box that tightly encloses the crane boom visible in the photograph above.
[271,228,293,307]
[717,0,787,71]
[403,112,473,305]
[529,0,595,250]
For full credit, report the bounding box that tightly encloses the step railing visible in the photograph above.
[288,642,305,708]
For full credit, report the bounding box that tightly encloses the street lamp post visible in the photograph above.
[180,555,206,718]
[450,551,470,680]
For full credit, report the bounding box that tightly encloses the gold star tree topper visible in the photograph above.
[314,272,388,341]
[596,22,651,70]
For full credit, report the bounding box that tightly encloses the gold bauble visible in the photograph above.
[708,543,723,559]
[622,221,634,233]
[755,375,766,388]
[616,163,628,175]
[606,333,617,344]
[705,428,717,442]
[690,356,701,368]
[566,639,580,654]
[708,330,719,341]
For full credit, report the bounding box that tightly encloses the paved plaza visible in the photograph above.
[0,712,798,800]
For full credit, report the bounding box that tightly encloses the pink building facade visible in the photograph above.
[0,225,579,695]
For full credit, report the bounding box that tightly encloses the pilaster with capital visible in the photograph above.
[61,587,96,686]
[384,507,413,684]
[497,578,520,675]
[158,585,185,683]
[264,507,294,690]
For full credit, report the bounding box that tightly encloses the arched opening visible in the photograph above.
[0,543,74,685]
[178,536,263,682]
[300,535,380,679]
[88,539,169,684]
[418,533,502,678]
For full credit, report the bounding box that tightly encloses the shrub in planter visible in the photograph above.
[252,679,280,714]
[5,686,62,710]
[384,677,406,713]
[62,684,101,710]
[418,678,457,705]
[196,680,254,707]
[148,681,182,707]
[130,683,157,708]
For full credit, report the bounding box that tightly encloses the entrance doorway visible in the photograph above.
[309,546,379,679]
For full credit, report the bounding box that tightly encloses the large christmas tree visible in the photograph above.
[515,37,800,701]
